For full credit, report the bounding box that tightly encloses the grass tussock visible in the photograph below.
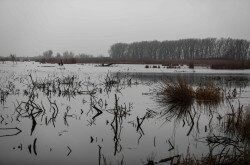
[161,80,223,107]
[195,83,223,104]
[157,80,195,121]
[162,79,195,106]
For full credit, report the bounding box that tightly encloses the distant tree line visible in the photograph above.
[35,50,112,64]
[40,50,93,60]
[0,51,110,64]
[109,38,250,60]
[0,54,19,64]
[38,50,94,63]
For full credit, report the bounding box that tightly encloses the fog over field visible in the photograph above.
[0,0,250,57]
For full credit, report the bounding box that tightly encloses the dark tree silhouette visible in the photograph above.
[109,38,250,61]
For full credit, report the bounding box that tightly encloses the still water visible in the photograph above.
[0,62,250,165]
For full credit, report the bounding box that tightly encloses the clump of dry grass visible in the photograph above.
[162,79,195,106]
[157,80,196,121]
[195,83,223,104]
[158,80,224,121]
[161,80,223,107]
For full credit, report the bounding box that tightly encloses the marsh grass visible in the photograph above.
[195,83,223,105]
[178,152,250,165]
[177,141,250,165]
[159,80,223,108]
[157,80,224,125]
[224,104,250,141]
[162,79,195,106]
[157,79,195,122]
[174,101,250,165]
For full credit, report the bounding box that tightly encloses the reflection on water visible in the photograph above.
[0,63,250,164]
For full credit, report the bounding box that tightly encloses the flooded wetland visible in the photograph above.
[1,62,250,165]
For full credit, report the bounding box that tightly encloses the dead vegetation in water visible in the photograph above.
[223,102,250,142]
[0,89,9,104]
[159,80,223,108]
[177,149,250,165]
[103,72,136,94]
[2,65,250,164]
[142,144,250,165]
[161,79,195,106]
[155,86,250,165]
[168,129,250,165]
[195,82,223,105]
[157,80,225,137]
[142,153,180,165]
[0,81,17,104]
[26,74,96,99]
[102,94,133,156]
[187,134,250,165]
[175,101,250,165]
[157,80,198,136]
[14,90,59,134]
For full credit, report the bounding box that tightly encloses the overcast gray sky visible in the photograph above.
[0,0,250,57]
